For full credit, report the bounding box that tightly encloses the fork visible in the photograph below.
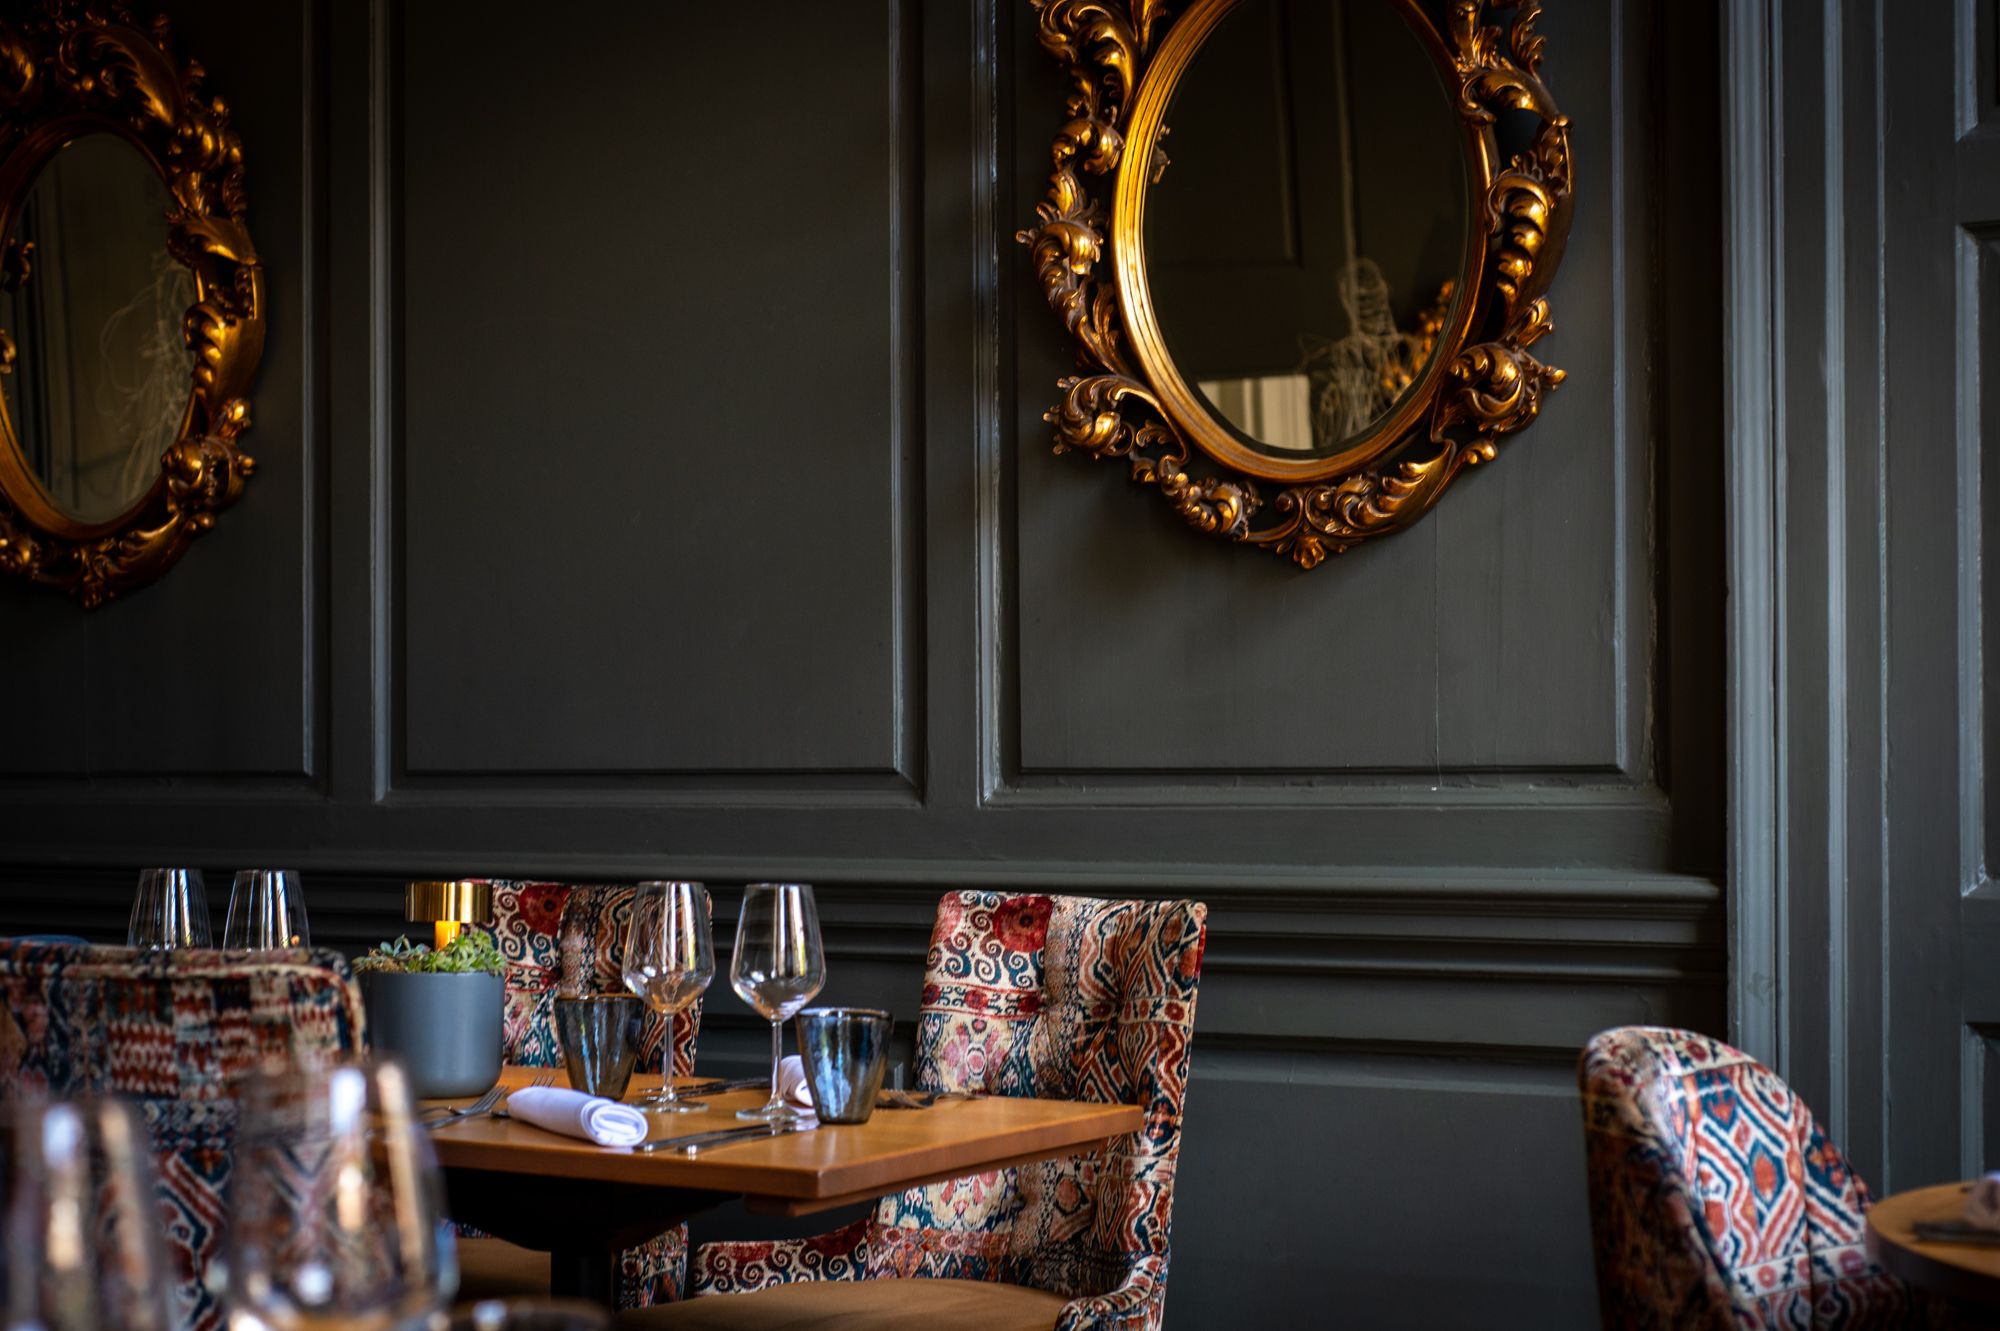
[424,1074,552,1129]
[487,1072,556,1120]
[418,1083,506,1125]
[450,1071,554,1127]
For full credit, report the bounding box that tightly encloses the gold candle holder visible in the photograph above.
[405,880,492,951]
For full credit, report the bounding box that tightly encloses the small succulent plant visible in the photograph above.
[354,930,503,976]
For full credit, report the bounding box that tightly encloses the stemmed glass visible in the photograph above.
[127,867,212,950]
[1,1096,174,1331]
[226,1061,454,1331]
[621,881,715,1114]
[729,883,824,1123]
[224,869,311,949]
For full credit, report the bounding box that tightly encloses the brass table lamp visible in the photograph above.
[406,879,492,951]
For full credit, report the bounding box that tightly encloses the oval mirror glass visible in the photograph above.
[1144,0,1467,460]
[0,133,194,525]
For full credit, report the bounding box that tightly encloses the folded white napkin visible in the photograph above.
[505,1085,650,1148]
[776,1055,815,1109]
[1966,1173,2000,1229]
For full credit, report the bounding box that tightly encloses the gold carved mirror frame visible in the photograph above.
[0,1,262,607]
[1020,0,1572,567]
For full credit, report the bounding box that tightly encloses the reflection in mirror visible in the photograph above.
[1146,0,1465,459]
[0,133,193,524]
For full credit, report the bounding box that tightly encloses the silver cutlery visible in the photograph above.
[876,1088,935,1110]
[635,1119,816,1155]
[1913,1221,2000,1246]
[418,1082,505,1125]
[676,1076,780,1095]
[426,1073,553,1130]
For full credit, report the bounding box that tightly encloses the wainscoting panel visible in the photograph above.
[1009,1,1645,782]
[1950,21,2000,1183]
[1165,1057,1599,1327]
[396,1,920,781]
[0,0,323,781]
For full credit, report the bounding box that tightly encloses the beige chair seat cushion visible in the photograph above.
[616,1278,1067,1330]
[457,1237,553,1302]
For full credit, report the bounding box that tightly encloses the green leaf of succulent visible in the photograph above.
[354,929,504,976]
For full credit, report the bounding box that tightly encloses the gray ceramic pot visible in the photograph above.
[362,970,504,1098]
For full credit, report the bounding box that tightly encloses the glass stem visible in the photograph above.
[769,1018,783,1107]
[661,1012,679,1104]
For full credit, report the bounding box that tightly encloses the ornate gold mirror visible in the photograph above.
[1021,0,1571,567]
[0,2,262,606]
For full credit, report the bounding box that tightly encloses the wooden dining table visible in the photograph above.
[424,1065,1142,1305]
[1864,1181,2000,1320]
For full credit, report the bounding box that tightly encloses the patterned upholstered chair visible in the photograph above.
[0,940,367,1331]
[457,880,706,1309]
[626,890,1208,1331]
[1579,1026,1946,1330]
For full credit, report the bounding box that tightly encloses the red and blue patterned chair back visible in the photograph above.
[481,880,705,1307]
[695,890,1208,1331]
[0,939,366,1331]
[484,880,702,1077]
[1579,1026,1941,1329]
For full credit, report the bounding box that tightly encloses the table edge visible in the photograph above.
[429,1100,1145,1199]
[1865,1181,2000,1310]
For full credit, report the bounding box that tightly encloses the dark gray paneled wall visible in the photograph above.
[0,3,1725,1326]
[1736,0,1997,1204]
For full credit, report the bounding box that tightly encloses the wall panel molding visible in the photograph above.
[997,2,1658,787]
[983,775,1668,806]
[0,793,1689,871]
[386,0,925,789]
[0,0,329,785]
[1721,0,1783,1069]
[1746,0,1991,1194]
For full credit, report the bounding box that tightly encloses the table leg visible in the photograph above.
[441,1167,722,1308]
[548,1246,618,1305]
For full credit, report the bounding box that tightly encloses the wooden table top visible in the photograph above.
[424,1066,1141,1216]
[1864,1181,2000,1308]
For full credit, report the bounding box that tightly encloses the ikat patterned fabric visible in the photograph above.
[0,939,366,1331]
[691,891,1209,1331]
[1579,1026,1945,1330]
[482,880,705,1308]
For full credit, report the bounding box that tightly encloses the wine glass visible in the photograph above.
[1,1096,175,1331]
[127,868,212,950]
[226,1061,454,1331]
[621,881,715,1114]
[729,883,824,1122]
[224,869,311,949]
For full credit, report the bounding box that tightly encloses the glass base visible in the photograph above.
[737,1099,812,1123]
[644,1098,708,1114]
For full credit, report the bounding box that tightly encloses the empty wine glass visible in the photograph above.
[224,869,310,949]
[1,1096,174,1331]
[127,868,212,950]
[621,881,715,1114]
[729,883,824,1122]
[226,1061,454,1331]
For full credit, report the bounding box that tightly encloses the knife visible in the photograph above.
[674,1076,777,1095]
[636,1120,816,1155]
[1913,1221,2000,1246]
